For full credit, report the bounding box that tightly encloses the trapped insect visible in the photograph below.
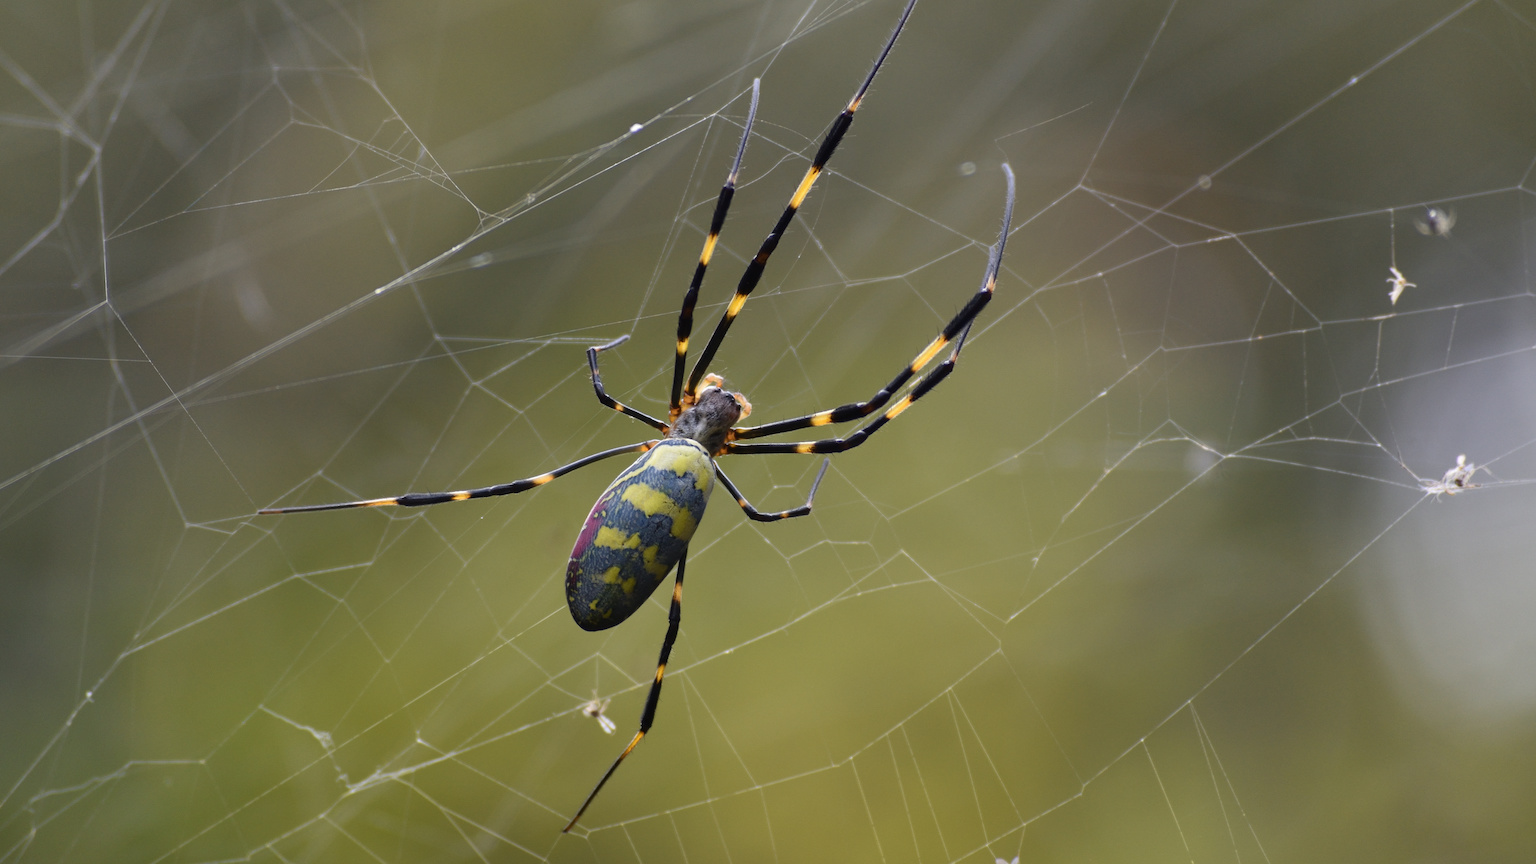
[1421,453,1484,497]
[1385,265,1415,305]
[1415,206,1455,237]
[581,695,616,735]
[260,0,1015,832]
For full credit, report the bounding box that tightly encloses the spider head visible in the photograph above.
[671,376,749,454]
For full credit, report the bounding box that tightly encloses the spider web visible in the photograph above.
[3,0,1534,861]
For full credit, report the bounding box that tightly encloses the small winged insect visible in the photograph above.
[1385,266,1415,305]
[581,695,616,735]
[1415,206,1455,237]
[1421,454,1484,497]
[259,0,1017,832]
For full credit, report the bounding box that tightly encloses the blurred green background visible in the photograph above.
[2,0,1535,861]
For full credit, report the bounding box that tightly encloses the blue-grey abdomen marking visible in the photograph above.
[566,439,715,631]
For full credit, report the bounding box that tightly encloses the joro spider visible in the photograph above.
[259,0,1014,832]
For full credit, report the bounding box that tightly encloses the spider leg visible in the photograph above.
[727,163,1014,454]
[257,441,655,514]
[727,331,967,456]
[716,458,830,521]
[564,553,688,832]
[683,0,921,401]
[670,80,761,419]
[589,335,668,431]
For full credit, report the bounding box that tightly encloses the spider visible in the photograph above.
[259,0,1015,832]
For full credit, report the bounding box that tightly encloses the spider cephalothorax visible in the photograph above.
[670,381,749,454]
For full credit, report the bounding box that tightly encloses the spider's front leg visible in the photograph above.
[728,163,1016,455]
[670,81,761,419]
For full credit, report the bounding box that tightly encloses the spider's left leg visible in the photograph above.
[669,81,760,419]
[683,0,921,401]
[563,553,689,832]
[716,458,830,521]
[729,163,1015,448]
[259,440,655,514]
[588,336,667,431]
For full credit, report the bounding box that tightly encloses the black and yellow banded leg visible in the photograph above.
[257,441,656,514]
[715,458,830,521]
[563,554,688,833]
[683,0,922,400]
[725,338,962,456]
[588,335,668,431]
[670,80,761,419]
[729,315,955,440]
[727,163,1015,455]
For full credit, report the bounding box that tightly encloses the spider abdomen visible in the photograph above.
[565,439,715,631]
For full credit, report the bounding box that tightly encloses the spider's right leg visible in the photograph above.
[715,459,830,522]
[729,164,1014,452]
[734,164,1013,439]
